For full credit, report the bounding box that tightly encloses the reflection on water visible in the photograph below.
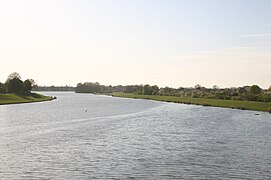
[0,92,271,179]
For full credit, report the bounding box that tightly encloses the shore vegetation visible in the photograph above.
[75,82,271,112]
[0,72,55,105]
[111,92,271,112]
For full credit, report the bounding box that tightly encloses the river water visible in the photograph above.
[0,92,271,179]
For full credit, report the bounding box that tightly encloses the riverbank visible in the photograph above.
[0,93,55,105]
[110,92,271,112]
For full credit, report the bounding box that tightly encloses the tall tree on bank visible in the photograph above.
[142,84,151,95]
[3,72,35,94]
[249,85,262,95]
[0,82,3,93]
[6,77,24,93]
[6,72,21,82]
[24,79,35,93]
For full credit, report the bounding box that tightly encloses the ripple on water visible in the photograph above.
[0,92,271,179]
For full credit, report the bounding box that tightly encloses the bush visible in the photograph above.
[249,85,262,95]
[203,103,210,106]
[258,94,271,102]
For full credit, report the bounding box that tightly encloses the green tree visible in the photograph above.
[194,84,201,90]
[249,85,262,95]
[150,85,159,95]
[123,85,142,93]
[0,82,3,93]
[75,82,103,93]
[6,72,21,82]
[213,85,219,90]
[142,84,151,95]
[24,79,33,93]
[93,82,101,93]
[6,77,25,93]
[237,87,247,94]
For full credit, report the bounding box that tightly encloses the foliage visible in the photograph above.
[24,79,33,93]
[0,82,3,93]
[75,80,271,103]
[6,77,25,93]
[75,82,101,93]
[1,72,35,94]
[118,84,271,103]
[75,82,123,93]
[33,85,75,91]
[249,85,262,95]
[6,72,21,82]
[123,85,142,93]
[112,92,271,112]
[142,84,151,95]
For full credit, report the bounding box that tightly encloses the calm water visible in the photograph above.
[0,92,271,179]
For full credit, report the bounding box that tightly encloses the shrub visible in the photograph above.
[203,103,210,106]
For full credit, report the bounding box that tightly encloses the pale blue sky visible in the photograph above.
[0,0,270,88]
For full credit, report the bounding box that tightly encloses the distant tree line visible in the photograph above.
[76,82,271,102]
[75,82,123,93]
[0,72,35,94]
[128,84,271,102]
[33,86,75,91]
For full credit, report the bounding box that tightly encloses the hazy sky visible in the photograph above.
[0,0,270,88]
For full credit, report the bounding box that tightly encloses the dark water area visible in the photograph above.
[0,92,271,179]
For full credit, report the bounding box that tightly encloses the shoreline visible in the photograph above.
[0,93,56,105]
[110,92,271,113]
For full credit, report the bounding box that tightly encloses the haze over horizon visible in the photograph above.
[0,0,270,88]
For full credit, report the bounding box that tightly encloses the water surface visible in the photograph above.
[0,92,271,179]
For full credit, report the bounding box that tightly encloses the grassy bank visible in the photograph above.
[0,93,55,105]
[111,92,271,112]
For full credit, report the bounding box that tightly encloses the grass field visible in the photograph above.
[111,92,271,112]
[0,93,54,105]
